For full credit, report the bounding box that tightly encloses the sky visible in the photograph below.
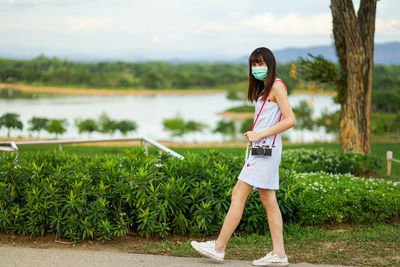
[0,0,399,61]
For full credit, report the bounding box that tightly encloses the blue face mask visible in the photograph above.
[252,66,268,80]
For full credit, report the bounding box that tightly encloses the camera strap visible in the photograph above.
[249,93,278,147]
[245,96,269,162]
[245,79,287,161]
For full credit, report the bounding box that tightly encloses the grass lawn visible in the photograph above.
[130,222,400,266]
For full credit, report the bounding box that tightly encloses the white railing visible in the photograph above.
[386,151,399,176]
[0,137,184,159]
[0,141,18,153]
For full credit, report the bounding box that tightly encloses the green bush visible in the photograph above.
[0,148,299,240]
[294,172,400,225]
[281,148,382,176]
[0,147,396,242]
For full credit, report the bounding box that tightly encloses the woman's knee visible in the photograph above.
[231,181,251,203]
[259,189,277,207]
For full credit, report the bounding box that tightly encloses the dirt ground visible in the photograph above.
[0,231,169,254]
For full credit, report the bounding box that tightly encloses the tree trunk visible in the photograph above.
[330,0,377,154]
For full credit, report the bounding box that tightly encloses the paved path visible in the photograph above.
[0,245,351,267]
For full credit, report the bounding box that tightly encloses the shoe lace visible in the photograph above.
[201,240,215,248]
[260,254,273,261]
[259,252,280,262]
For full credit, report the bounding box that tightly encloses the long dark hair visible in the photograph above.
[248,47,277,103]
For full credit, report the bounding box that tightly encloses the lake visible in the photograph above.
[0,89,340,143]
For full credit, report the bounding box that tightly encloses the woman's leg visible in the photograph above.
[258,188,286,257]
[214,179,253,251]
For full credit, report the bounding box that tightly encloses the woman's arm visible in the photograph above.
[244,82,296,142]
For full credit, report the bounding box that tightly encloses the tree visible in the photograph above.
[292,100,315,132]
[315,109,340,135]
[330,0,377,154]
[213,119,236,141]
[186,120,208,134]
[98,112,118,136]
[162,115,208,140]
[28,117,49,138]
[0,113,23,138]
[163,116,187,137]
[115,120,137,136]
[46,119,67,138]
[75,118,99,138]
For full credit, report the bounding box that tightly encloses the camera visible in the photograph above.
[251,143,272,156]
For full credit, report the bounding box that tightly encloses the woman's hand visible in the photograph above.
[244,131,261,142]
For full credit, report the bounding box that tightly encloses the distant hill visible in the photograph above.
[0,42,399,64]
[250,42,400,64]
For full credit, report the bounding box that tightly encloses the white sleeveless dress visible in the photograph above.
[237,78,287,191]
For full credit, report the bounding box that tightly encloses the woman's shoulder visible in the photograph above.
[272,78,287,92]
[273,77,285,86]
[269,78,287,102]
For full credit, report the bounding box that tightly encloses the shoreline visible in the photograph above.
[0,83,225,96]
[0,82,337,96]
[216,111,254,119]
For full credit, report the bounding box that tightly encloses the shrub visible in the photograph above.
[0,148,396,241]
[281,148,382,176]
[0,148,299,240]
[294,172,400,225]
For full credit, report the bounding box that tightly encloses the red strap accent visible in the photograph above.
[250,98,267,131]
[274,79,287,90]
[251,79,287,147]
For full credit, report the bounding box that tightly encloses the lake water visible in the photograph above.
[0,89,340,143]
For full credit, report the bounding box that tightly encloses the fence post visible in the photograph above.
[143,141,148,155]
[386,151,392,176]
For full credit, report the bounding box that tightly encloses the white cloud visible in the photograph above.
[149,33,183,45]
[0,0,399,58]
[198,12,332,36]
[46,17,113,34]
[198,12,400,37]
[166,33,183,40]
[151,36,161,44]
[1,0,76,6]
[376,18,400,35]
[240,13,332,35]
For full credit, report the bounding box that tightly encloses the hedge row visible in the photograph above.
[0,147,396,242]
[281,148,382,176]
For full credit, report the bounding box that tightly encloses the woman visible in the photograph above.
[191,47,296,266]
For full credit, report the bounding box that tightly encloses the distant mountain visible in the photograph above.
[248,42,400,64]
[0,42,399,64]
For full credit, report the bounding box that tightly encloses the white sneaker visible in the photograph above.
[252,251,289,266]
[190,240,225,262]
